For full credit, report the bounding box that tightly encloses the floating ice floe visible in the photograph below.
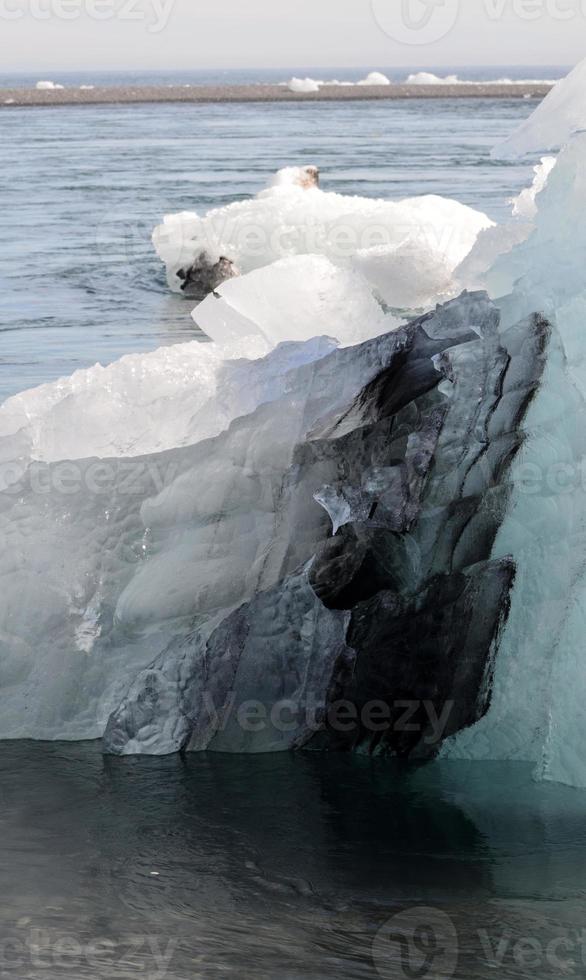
[35,80,64,90]
[153,164,493,311]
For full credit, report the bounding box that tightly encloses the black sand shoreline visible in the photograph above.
[0,82,553,107]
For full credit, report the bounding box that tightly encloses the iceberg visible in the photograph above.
[7,65,586,785]
[153,166,493,311]
[493,56,586,158]
[442,79,586,788]
[103,292,548,755]
[0,274,547,754]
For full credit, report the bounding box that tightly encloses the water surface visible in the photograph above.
[1,97,537,401]
[1,745,585,978]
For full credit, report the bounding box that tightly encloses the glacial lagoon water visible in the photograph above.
[1,95,539,402]
[2,745,586,979]
[3,91,586,978]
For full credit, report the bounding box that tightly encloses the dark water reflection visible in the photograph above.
[0,744,585,978]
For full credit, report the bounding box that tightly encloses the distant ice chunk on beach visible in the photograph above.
[285,71,390,92]
[287,77,320,94]
[35,80,64,90]
[406,72,556,86]
[356,72,390,86]
[406,72,459,85]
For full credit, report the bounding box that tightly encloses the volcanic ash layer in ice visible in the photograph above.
[103,292,549,757]
[152,166,493,311]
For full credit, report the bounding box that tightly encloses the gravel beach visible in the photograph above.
[0,82,553,107]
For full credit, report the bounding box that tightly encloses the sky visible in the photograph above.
[0,0,583,71]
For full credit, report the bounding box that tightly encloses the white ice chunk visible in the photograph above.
[193,255,391,351]
[153,168,492,309]
[0,332,336,465]
[287,77,320,93]
[406,72,459,85]
[351,239,453,309]
[357,72,391,86]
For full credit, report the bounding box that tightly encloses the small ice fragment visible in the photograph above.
[287,77,320,94]
[357,71,391,86]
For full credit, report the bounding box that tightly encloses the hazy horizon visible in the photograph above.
[0,0,583,73]
[1,61,573,73]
